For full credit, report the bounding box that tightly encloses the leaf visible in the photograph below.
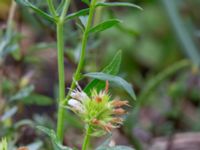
[103,51,122,74]
[0,107,18,121]
[82,0,90,5]
[15,0,55,22]
[96,2,143,10]
[10,85,34,101]
[84,72,136,100]
[64,111,83,129]
[28,42,56,52]
[37,126,56,139]
[79,16,89,28]
[96,136,112,150]
[97,147,132,150]
[27,141,43,150]
[0,31,20,59]
[22,94,53,106]
[96,138,135,150]
[84,50,122,94]
[88,19,122,34]
[65,8,90,21]
[37,126,73,150]
[98,146,135,150]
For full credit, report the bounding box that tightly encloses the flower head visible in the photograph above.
[68,81,129,136]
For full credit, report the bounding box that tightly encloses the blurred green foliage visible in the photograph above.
[0,0,200,149]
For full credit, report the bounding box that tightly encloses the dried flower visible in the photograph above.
[67,81,129,136]
[113,108,126,115]
[111,100,129,107]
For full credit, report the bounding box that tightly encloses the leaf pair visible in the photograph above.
[76,2,142,34]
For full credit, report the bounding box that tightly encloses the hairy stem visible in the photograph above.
[56,0,70,142]
[64,0,97,104]
[82,125,92,150]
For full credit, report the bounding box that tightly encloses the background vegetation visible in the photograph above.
[0,0,200,149]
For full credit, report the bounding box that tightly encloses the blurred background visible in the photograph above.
[0,0,200,149]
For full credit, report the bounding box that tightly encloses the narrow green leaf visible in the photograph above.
[84,50,122,94]
[37,126,56,140]
[37,126,73,150]
[22,94,53,106]
[84,72,136,100]
[0,107,18,121]
[88,19,122,34]
[97,146,134,150]
[15,0,55,22]
[10,85,34,101]
[107,146,135,150]
[65,8,90,21]
[96,136,112,150]
[103,50,122,74]
[82,0,90,5]
[96,138,135,150]
[96,2,143,10]
[27,141,43,150]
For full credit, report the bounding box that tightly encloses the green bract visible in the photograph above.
[0,138,8,150]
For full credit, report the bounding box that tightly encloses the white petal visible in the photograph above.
[70,89,89,101]
[68,99,84,113]
[68,99,80,107]
[80,91,89,101]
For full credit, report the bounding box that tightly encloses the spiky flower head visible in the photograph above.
[68,81,129,136]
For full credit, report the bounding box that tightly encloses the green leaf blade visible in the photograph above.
[82,0,90,5]
[65,8,90,21]
[96,2,143,10]
[15,0,55,22]
[84,72,136,100]
[10,85,34,101]
[84,50,122,94]
[37,126,73,150]
[88,19,122,34]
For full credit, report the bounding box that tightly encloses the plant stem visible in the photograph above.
[82,125,92,150]
[94,0,106,26]
[64,0,97,104]
[56,0,70,142]
[46,0,57,17]
[6,0,17,38]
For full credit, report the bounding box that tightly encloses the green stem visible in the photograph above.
[6,0,17,38]
[94,0,106,26]
[64,0,97,104]
[46,0,57,17]
[56,0,70,142]
[60,0,70,21]
[82,125,92,150]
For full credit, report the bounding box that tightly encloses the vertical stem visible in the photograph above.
[94,0,106,26]
[46,0,57,17]
[82,125,92,150]
[56,22,66,142]
[6,0,17,38]
[64,0,97,104]
[56,0,70,142]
